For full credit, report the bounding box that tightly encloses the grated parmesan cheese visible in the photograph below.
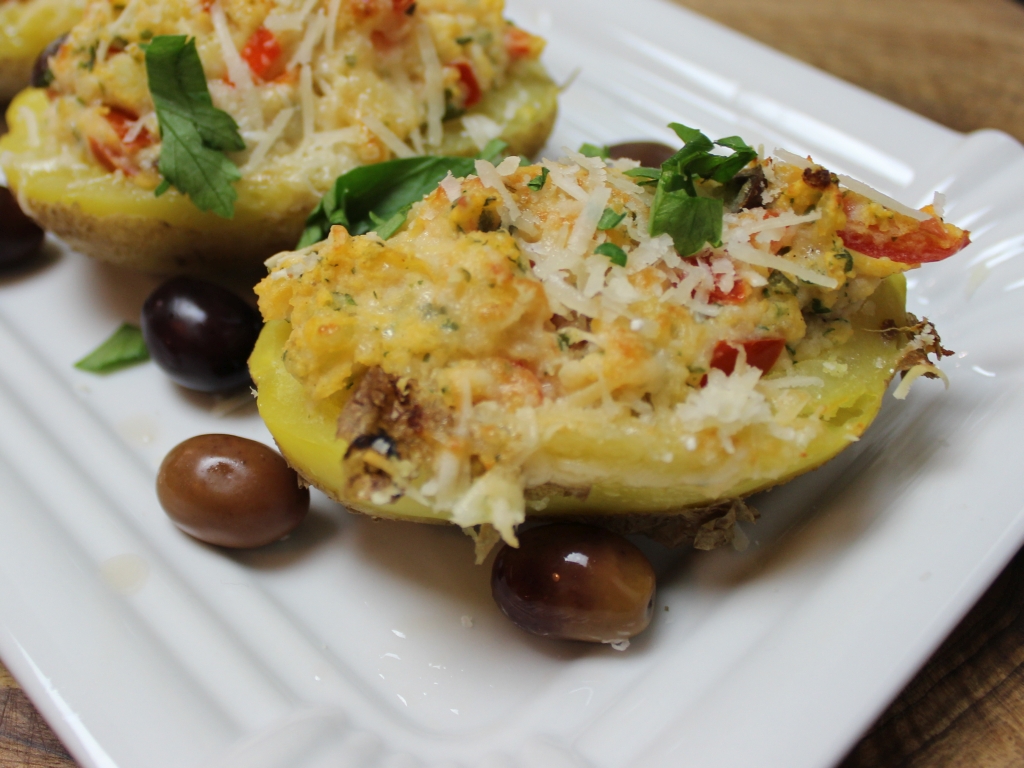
[361,114,415,159]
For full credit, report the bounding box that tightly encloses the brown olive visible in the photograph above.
[607,141,677,168]
[157,434,309,548]
[491,524,656,643]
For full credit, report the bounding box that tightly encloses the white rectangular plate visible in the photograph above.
[2,1,1024,766]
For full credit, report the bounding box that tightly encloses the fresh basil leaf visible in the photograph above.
[649,190,722,257]
[579,143,609,159]
[595,242,628,267]
[527,167,549,191]
[299,155,478,247]
[478,139,509,164]
[369,207,409,240]
[74,323,149,373]
[596,207,626,230]
[144,35,245,218]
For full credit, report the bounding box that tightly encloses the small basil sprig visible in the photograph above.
[298,140,509,247]
[648,123,757,257]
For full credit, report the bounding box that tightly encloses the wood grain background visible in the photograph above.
[3,0,1024,765]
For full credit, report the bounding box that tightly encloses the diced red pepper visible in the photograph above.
[241,26,281,81]
[504,27,535,59]
[453,60,481,108]
[838,193,970,264]
[89,106,152,175]
[709,338,786,377]
[103,106,151,150]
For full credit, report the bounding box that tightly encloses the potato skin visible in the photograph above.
[0,62,558,277]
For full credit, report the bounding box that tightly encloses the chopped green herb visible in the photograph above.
[74,323,149,373]
[79,42,97,71]
[333,292,357,307]
[441,318,460,332]
[143,35,245,218]
[768,270,798,294]
[556,332,571,351]
[595,242,628,267]
[810,298,831,315]
[527,167,549,191]
[596,207,626,230]
[455,35,473,44]
[140,29,154,41]
[344,53,357,67]
[578,143,609,159]
[837,250,854,272]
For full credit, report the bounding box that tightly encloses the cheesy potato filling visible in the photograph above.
[255,152,938,542]
[40,0,546,193]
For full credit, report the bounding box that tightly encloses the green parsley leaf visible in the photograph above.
[595,242,628,267]
[623,166,661,185]
[74,323,149,373]
[645,122,757,256]
[597,207,626,230]
[578,143,609,159]
[144,35,245,218]
[527,167,549,191]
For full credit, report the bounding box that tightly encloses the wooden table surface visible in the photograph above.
[4,0,1024,765]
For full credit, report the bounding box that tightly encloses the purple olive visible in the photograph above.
[141,276,262,392]
[492,524,656,643]
[31,34,67,89]
[0,187,45,270]
[608,142,677,168]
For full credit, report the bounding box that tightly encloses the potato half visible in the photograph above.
[0,63,557,276]
[248,146,964,551]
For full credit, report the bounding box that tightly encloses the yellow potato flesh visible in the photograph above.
[250,275,908,522]
[0,61,557,275]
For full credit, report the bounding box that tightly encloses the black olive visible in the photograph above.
[141,277,262,392]
[0,186,45,270]
[492,524,656,643]
[31,34,68,89]
[607,142,677,168]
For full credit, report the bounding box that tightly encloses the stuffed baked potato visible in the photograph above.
[0,0,557,275]
[250,130,968,550]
